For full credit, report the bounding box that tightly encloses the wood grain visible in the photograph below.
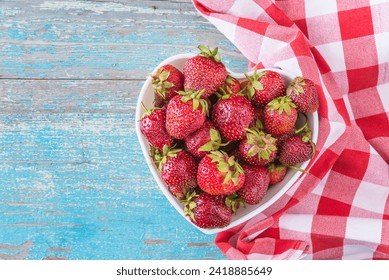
[0,0,246,79]
[0,0,248,260]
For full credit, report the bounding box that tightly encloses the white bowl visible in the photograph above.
[135,53,318,234]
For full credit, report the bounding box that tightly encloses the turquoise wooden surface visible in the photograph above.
[0,0,248,259]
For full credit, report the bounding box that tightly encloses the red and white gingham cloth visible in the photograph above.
[192,0,389,259]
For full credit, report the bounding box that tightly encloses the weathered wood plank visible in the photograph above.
[0,0,247,79]
[0,79,227,259]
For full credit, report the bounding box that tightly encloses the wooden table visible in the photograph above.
[0,0,247,259]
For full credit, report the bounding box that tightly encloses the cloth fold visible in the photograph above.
[192,0,389,259]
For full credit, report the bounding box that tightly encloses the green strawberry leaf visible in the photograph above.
[253,80,263,91]
[209,128,220,142]
[223,171,232,185]
[159,70,170,81]
[198,142,214,152]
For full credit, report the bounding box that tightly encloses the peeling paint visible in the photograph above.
[144,239,171,245]
[0,241,32,260]
[187,242,214,247]
[37,1,198,16]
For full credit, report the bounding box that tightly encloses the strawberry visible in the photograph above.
[152,64,184,100]
[139,104,172,150]
[184,120,226,158]
[239,128,277,166]
[183,45,228,98]
[238,164,270,205]
[220,76,241,94]
[286,76,319,113]
[154,145,197,199]
[245,69,286,107]
[263,96,298,137]
[278,136,315,166]
[267,162,288,185]
[183,192,232,229]
[197,150,245,195]
[275,128,295,149]
[165,89,208,139]
[212,94,254,141]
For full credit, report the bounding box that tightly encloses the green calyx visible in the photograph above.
[181,191,199,221]
[267,96,297,115]
[209,150,244,186]
[198,128,229,153]
[153,144,182,171]
[151,68,174,98]
[140,102,162,119]
[197,45,221,63]
[245,128,277,161]
[220,76,238,94]
[244,68,266,99]
[225,193,245,214]
[217,86,245,100]
[226,76,236,86]
[177,89,209,115]
[286,76,306,96]
[267,162,286,173]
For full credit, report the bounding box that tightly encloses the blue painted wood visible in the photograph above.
[0,0,248,260]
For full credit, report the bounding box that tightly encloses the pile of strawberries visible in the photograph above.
[140,45,318,229]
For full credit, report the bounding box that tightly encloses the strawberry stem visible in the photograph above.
[287,164,310,174]
[294,113,308,134]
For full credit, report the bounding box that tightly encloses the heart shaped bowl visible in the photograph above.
[135,53,319,234]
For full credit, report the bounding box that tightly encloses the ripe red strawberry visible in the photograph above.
[154,146,197,199]
[279,136,315,166]
[239,128,277,166]
[267,162,288,185]
[220,76,241,94]
[238,164,270,205]
[184,120,225,158]
[183,45,227,98]
[275,128,295,149]
[263,96,298,137]
[245,70,286,107]
[165,89,208,139]
[152,64,184,100]
[286,76,319,113]
[183,192,232,229]
[197,150,245,195]
[212,94,254,141]
[139,104,172,150]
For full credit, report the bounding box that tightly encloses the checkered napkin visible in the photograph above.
[192,0,389,259]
